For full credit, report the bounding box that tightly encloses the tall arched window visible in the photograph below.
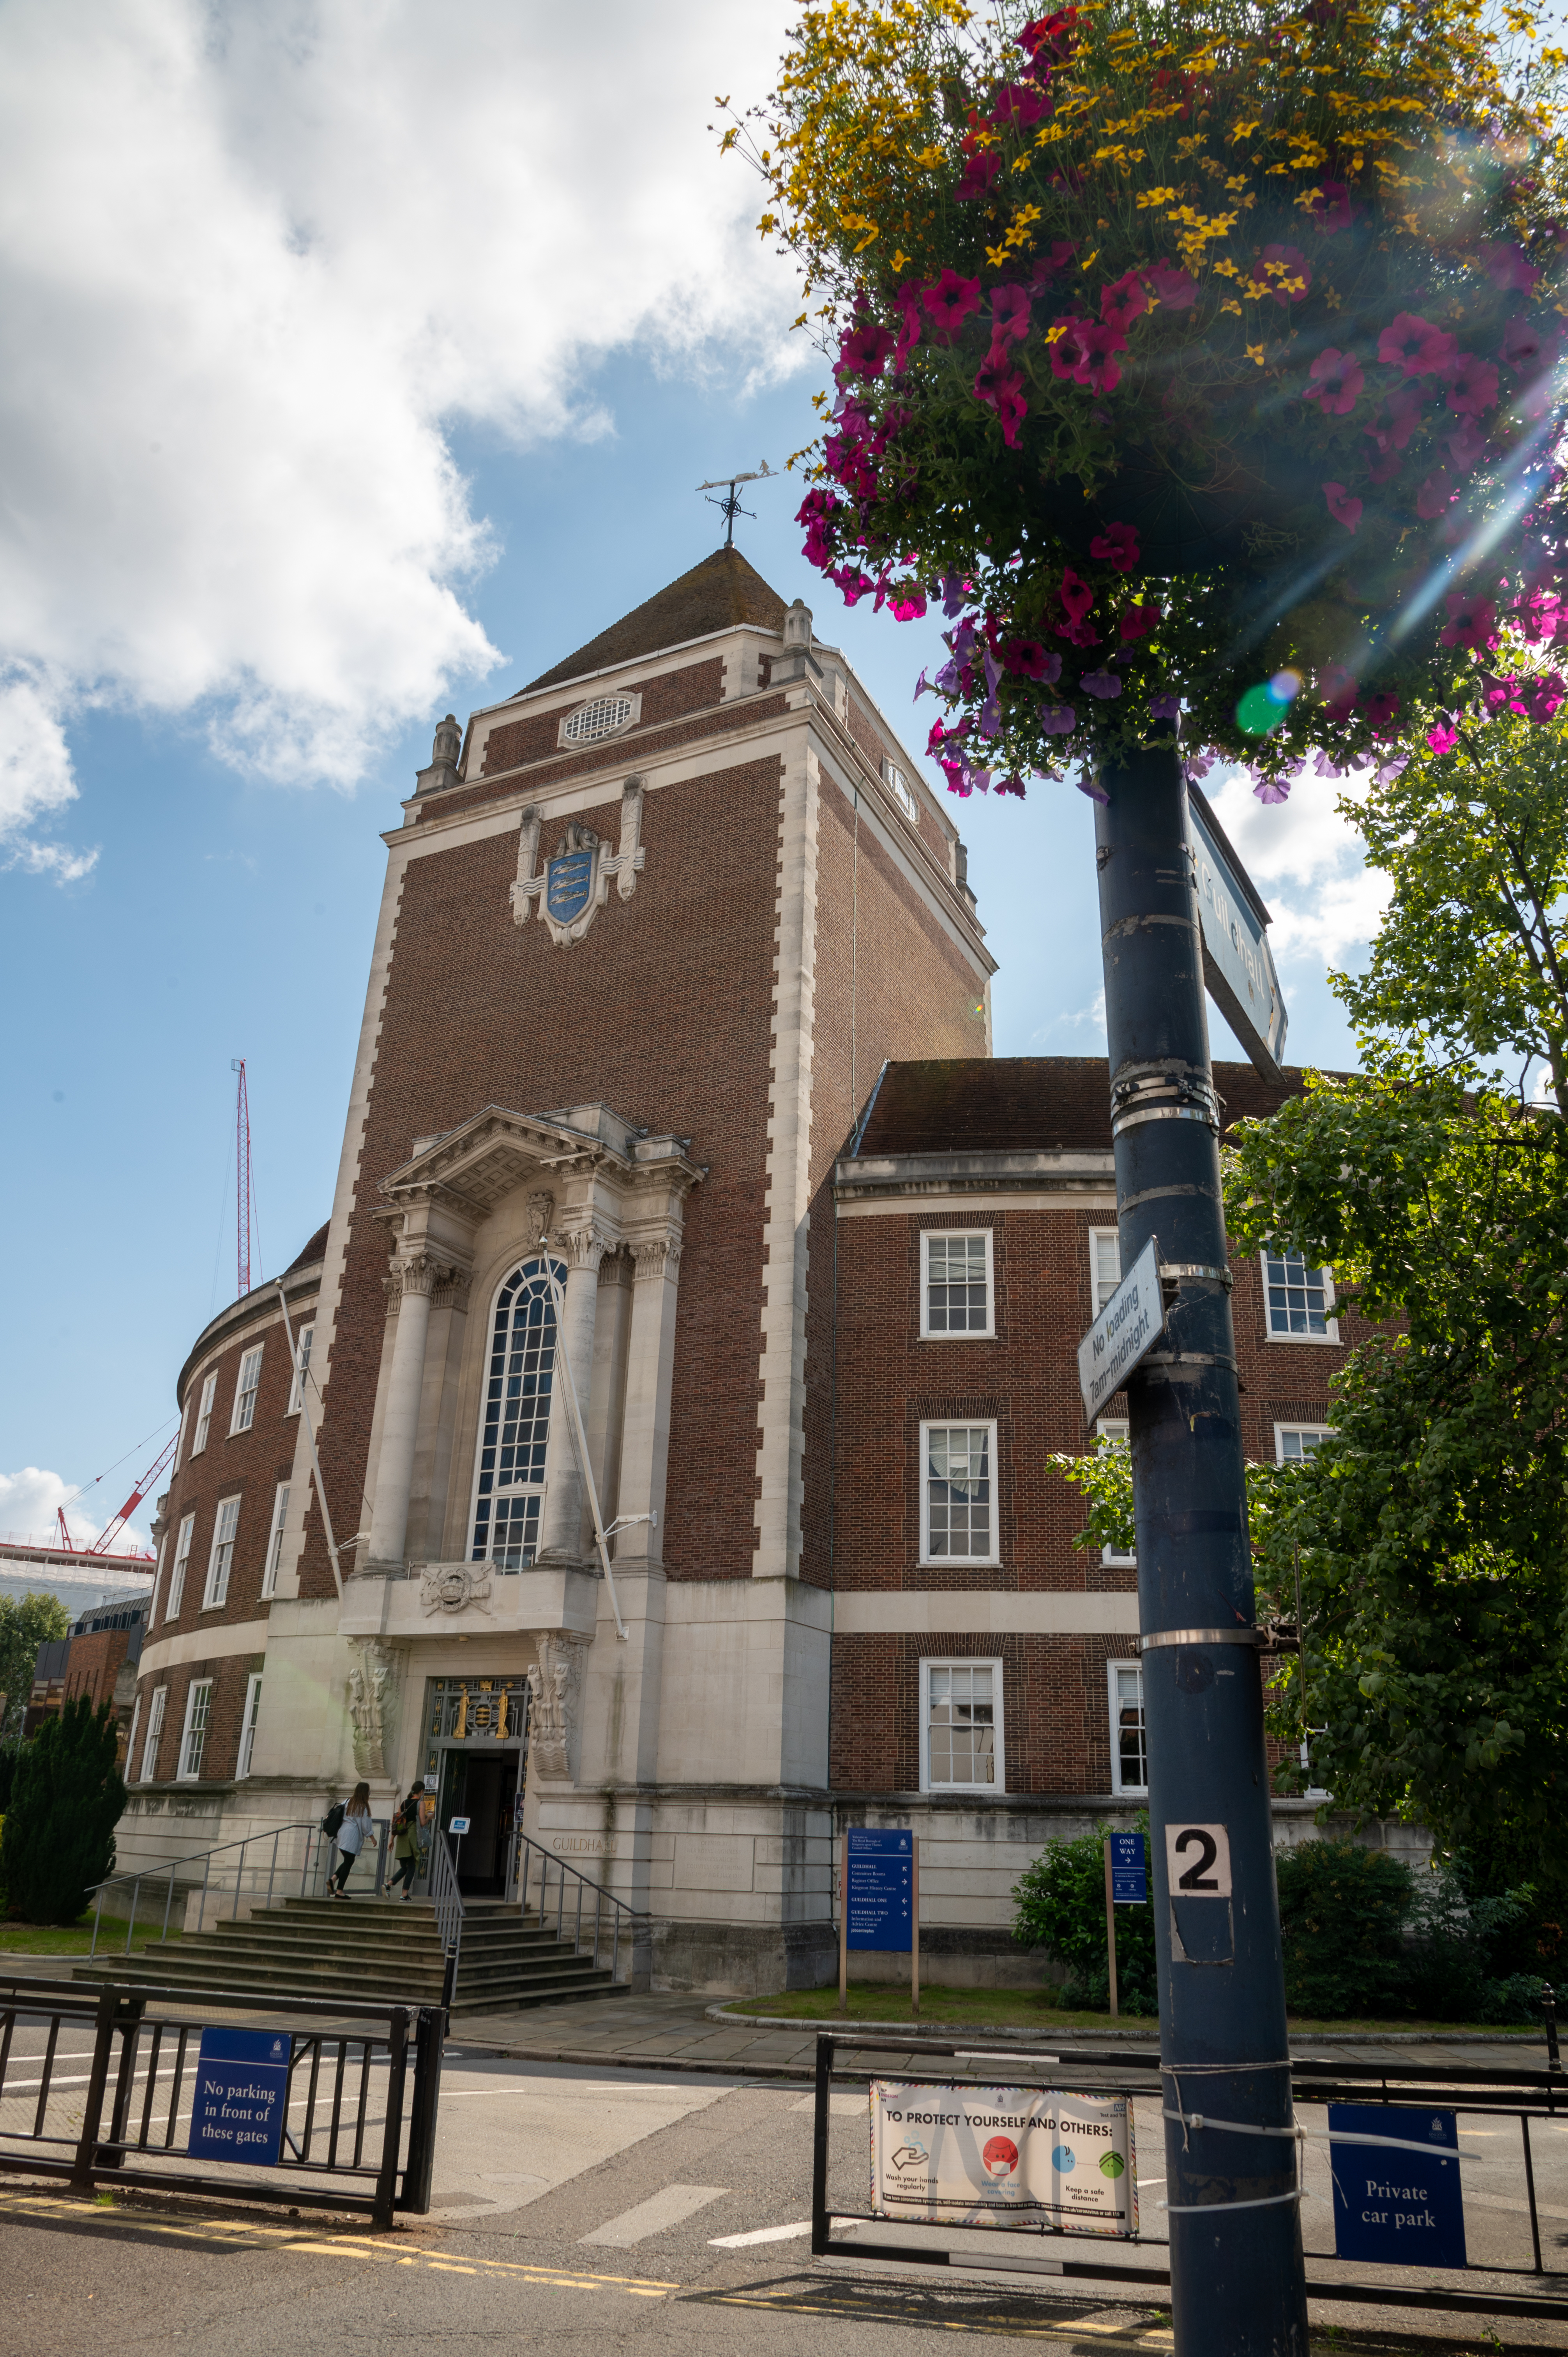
[470,1256,565,1569]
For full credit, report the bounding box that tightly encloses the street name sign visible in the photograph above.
[846,1826,913,1951]
[1078,1234,1163,1422]
[1187,783,1288,1081]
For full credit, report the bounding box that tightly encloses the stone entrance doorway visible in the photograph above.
[420,1674,530,1898]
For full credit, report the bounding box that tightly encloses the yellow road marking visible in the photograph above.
[708,2292,1174,2347]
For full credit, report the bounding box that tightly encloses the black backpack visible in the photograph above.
[320,1800,346,1839]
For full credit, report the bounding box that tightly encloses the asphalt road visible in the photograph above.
[3,2027,1567,2352]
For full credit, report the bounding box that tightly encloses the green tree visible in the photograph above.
[0,1695,125,1924]
[0,1591,70,1740]
[1336,713,1568,1109]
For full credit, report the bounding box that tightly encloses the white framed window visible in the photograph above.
[1262,1248,1339,1341]
[237,1673,263,1779]
[124,1691,142,1779]
[1090,1228,1122,1313]
[230,1344,265,1434]
[177,1679,213,1781]
[1108,1660,1148,1795]
[262,1482,290,1597]
[139,1685,168,1782]
[191,1372,217,1455]
[1275,1424,1333,1465]
[149,1527,169,1624]
[1095,1417,1136,1567]
[921,1658,1003,1793]
[202,1495,242,1609]
[919,1422,998,1565]
[920,1230,994,1338]
[469,1255,565,1569]
[165,1513,195,1620]
[172,1395,192,1475]
[884,760,918,821]
[287,1323,315,1415]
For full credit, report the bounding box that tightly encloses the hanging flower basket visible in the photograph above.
[731,0,1568,800]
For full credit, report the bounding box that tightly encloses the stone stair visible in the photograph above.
[74,1896,621,2016]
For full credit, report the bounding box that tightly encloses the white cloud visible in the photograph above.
[0,1466,154,1557]
[1032,987,1105,1044]
[0,0,799,860]
[1201,763,1392,970]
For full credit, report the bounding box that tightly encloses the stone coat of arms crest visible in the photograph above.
[511,776,646,948]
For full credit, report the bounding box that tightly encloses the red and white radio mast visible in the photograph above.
[232,1057,255,1297]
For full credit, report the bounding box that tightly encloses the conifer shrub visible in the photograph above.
[0,1697,125,1925]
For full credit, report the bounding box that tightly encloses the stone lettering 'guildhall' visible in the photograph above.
[120,548,1350,1992]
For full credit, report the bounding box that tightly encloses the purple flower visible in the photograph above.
[939,570,971,618]
[1150,690,1181,719]
[1079,670,1123,700]
[1252,773,1292,805]
[1040,703,1078,734]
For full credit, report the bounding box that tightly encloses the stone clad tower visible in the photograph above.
[132,545,994,1989]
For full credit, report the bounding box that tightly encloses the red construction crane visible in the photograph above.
[87,1429,179,1557]
[233,1056,255,1297]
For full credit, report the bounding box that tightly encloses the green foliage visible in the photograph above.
[0,1696,125,1926]
[1277,1839,1543,2022]
[0,1744,20,1814]
[0,1591,70,1741]
[1011,1819,1157,2016]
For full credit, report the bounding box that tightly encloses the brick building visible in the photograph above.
[26,1591,150,1760]
[120,546,1348,1991]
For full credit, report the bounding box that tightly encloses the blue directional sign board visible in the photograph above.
[188,2026,290,2167]
[1109,1832,1148,1906]
[1330,2103,1466,2269]
[847,1827,913,1952]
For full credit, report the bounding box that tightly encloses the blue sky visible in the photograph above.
[0,2,1376,1547]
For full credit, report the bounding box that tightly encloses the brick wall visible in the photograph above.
[479,657,725,777]
[831,1631,1136,1794]
[137,1653,265,1786]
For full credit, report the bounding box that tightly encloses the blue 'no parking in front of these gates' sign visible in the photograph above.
[1330,2103,1466,2269]
[188,2027,290,2168]
[847,1828,912,1951]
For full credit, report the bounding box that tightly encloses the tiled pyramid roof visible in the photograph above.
[851,1057,1311,1158]
[521,546,790,694]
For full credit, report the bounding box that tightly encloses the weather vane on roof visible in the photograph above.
[696,461,776,548]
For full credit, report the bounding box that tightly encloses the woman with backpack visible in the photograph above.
[388,1785,424,1900]
[327,1781,375,1897]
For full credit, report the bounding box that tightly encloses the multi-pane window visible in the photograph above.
[139,1686,168,1781]
[923,1660,1002,1791]
[262,1483,290,1597]
[470,1257,564,1569]
[1262,1248,1338,1340]
[1276,1424,1333,1465]
[202,1496,241,1609]
[920,1423,997,1564]
[192,1373,217,1455]
[921,1231,992,1337]
[1091,1229,1122,1313]
[231,1344,264,1433]
[177,1679,213,1780]
[288,1324,314,1415]
[1109,1661,1148,1794]
[166,1514,195,1619]
[237,1673,263,1779]
[124,1692,142,1780]
[1095,1418,1136,1567]
[173,1396,191,1474]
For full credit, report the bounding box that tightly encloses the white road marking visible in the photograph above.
[582,2184,730,2246]
[710,2221,813,2248]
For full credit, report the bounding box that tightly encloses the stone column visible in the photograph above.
[535,1223,609,1565]
[364,1251,441,1571]
[614,1235,683,1568]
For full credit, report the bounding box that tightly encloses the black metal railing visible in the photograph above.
[513,1832,647,1982]
[0,1973,445,2227]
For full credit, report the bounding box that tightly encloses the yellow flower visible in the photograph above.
[1246,341,1268,366]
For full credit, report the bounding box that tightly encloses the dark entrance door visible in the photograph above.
[438,1748,520,1896]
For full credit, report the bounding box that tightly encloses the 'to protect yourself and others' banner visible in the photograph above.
[871,2081,1137,2236]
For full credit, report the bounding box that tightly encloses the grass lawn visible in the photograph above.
[726,1980,1542,2038]
[0,1914,185,1958]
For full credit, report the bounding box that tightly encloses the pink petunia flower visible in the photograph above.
[1100,269,1148,334]
[1028,240,1078,294]
[1074,320,1126,392]
[1416,469,1454,519]
[1323,481,1362,532]
[1439,590,1497,648]
[1481,240,1540,294]
[888,586,927,621]
[991,284,1033,349]
[1089,521,1140,571]
[1521,671,1566,721]
[1003,639,1060,682]
[990,80,1051,128]
[1079,670,1123,699]
[1119,602,1162,640]
[1378,313,1458,378]
[1059,569,1095,622]
[1521,589,1564,642]
[1048,315,1093,380]
[1364,689,1401,733]
[1447,418,1489,474]
[1141,257,1198,310]
[1445,352,1499,417]
[1319,661,1359,721]
[894,286,923,374]
[995,385,1029,448]
[923,270,984,335]
[954,150,1002,203]
[974,352,1024,408]
[1501,314,1549,371]
[1252,243,1312,305]
[1365,445,1403,485]
[1305,348,1364,414]
[1427,719,1459,754]
[837,316,894,381]
[1306,179,1354,236]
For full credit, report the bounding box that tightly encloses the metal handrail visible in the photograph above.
[515,1832,648,1982]
[427,1818,464,1993]
[85,1819,332,1956]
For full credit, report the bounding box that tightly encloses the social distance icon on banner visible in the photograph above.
[870,2081,1137,2237]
